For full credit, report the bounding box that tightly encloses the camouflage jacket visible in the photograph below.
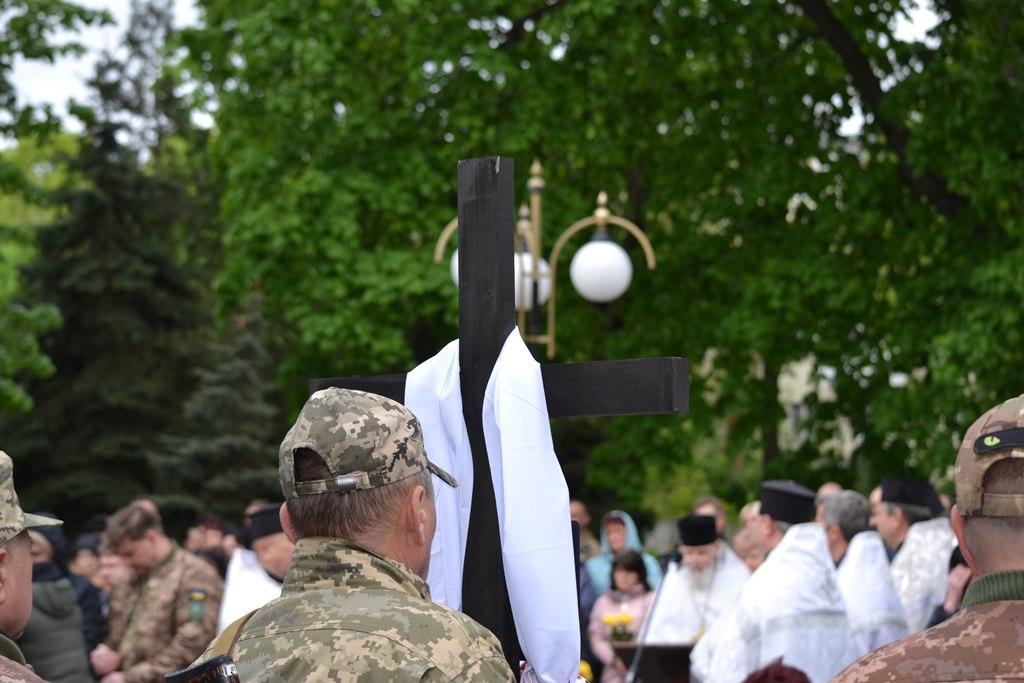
[106,545,223,683]
[834,570,1024,682]
[208,537,515,682]
[0,633,44,683]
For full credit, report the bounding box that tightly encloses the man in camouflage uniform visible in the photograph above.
[200,387,514,681]
[836,394,1024,682]
[0,451,62,683]
[90,503,222,683]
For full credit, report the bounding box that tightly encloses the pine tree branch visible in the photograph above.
[790,0,967,218]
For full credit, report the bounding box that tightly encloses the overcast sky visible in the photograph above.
[10,1,939,134]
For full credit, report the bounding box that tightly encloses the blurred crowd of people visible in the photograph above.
[573,475,968,682]
[15,497,296,682]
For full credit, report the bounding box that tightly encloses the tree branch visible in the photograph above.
[790,0,967,218]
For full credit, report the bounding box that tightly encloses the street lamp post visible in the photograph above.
[434,159,656,358]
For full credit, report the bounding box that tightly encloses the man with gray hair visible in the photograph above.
[817,490,870,566]
[194,387,514,681]
[818,491,908,655]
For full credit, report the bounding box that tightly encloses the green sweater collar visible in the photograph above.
[0,631,26,665]
[962,570,1024,608]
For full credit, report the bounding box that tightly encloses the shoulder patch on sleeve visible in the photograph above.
[187,588,208,622]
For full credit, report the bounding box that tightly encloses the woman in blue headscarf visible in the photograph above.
[584,510,662,595]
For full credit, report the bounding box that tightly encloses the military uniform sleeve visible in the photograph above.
[122,562,223,683]
[103,582,133,649]
[447,656,517,682]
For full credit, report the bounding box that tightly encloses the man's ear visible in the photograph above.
[279,503,298,544]
[407,485,429,544]
[950,507,979,576]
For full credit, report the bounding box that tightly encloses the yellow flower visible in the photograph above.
[580,660,594,681]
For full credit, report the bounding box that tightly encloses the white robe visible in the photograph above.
[836,531,908,655]
[690,523,860,683]
[889,516,956,633]
[643,544,750,644]
[405,330,579,683]
[216,548,282,634]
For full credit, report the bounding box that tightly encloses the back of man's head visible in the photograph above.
[279,388,457,579]
[960,459,1024,573]
[953,394,1024,575]
[819,490,870,543]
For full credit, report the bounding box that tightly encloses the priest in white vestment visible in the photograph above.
[217,504,294,633]
[691,481,860,683]
[889,514,956,633]
[644,514,749,645]
[816,490,908,654]
[837,531,909,655]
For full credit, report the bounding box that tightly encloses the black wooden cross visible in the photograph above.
[311,157,689,672]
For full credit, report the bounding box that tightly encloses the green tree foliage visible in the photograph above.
[173,0,1020,512]
[0,137,74,412]
[155,297,282,521]
[1,0,103,412]
[2,1,205,518]
[0,0,109,135]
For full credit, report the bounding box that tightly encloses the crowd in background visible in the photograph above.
[572,478,965,683]
[12,478,966,682]
[16,498,295,683]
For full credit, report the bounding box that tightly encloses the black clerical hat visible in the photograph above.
[880,478,942,517]
[249,504,284,541]
[760,480,816,525]
[677,514,717,546]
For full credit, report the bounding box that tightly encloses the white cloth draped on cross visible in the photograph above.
[405,329,580,683]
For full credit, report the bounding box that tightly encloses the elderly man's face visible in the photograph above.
[682,541,718,574]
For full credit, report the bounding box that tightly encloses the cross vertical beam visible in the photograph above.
[456,157,522,666]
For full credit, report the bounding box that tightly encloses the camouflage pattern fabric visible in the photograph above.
[0,633,44,683]
[198,536,514,682]
[105,545,223,683]
[279,388,456,499]
[0,451,61,545]
[833,599,1024,682]
[956,393,1024,516]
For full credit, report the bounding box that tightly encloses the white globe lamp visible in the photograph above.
[513,252,551,311]
[569,231,633,303]
[449,249,459,286]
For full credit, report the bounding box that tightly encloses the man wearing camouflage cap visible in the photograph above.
[196,387,515,681]
[0,451,62,682]
[836,394,1024,682]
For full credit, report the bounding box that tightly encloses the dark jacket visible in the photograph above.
[18,565,93,683]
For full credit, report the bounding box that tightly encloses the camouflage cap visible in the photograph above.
[955,394,1024,517]
[0,451,62,545]
[279,388,457,499]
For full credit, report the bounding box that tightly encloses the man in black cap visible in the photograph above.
[216,504,294,633]
[691,481,859,683]
[644,514,750,645]
[869,478,941,561]
[870,478,956,634]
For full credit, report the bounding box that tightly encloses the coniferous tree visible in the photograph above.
[3,1,204,520]
[155,297,281,522]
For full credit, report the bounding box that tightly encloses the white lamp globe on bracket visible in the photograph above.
[569,228,633,303]
[449,249,460,286]
[513,248,552,311]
